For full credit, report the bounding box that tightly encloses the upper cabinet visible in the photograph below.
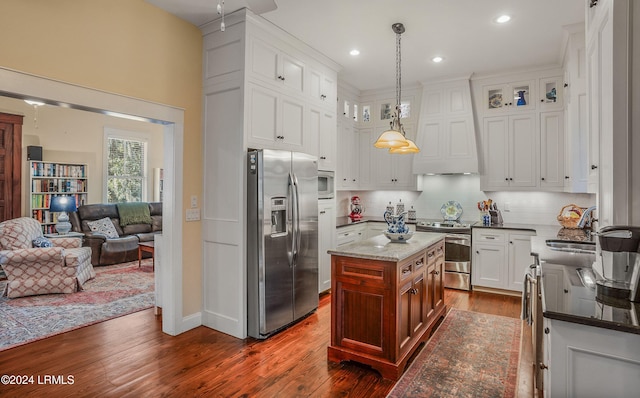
[482,80,537,113]
[307,67,336,110]
[248,37,305,95]
[473,69,567,192]
[412,78,479,174]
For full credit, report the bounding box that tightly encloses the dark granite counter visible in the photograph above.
[473,223,593,242]
[540,262,640,335]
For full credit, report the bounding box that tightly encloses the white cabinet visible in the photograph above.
[586,0,633,225]
[539,111,565,189]
[537,76,564,111]
[543,317,640,398]
[311,107,337,170]
[336,122,359,189]
[336,223,366,246]
[246,83,307,152]
[507,232,537,291]
[413,78,479,174]
[318,200,336,293]
[249,36,305,95]
[482,80,536,113]
[562,24,589,193]
[481,114,537,190]
[472,228,535,292]
[308,68,336,109]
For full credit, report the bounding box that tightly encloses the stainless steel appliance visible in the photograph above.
[247,149,319,339]
[593,226,640,302]
[416,220,474,290]
[317,170,334,199]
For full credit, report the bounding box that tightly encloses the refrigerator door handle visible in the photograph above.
[292,173,301,266]
[288,172,297,267]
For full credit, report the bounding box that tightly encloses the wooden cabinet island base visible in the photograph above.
[327,232,447,380]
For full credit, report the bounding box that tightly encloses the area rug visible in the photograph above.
[387,308,521,398]
[0,259,155,351]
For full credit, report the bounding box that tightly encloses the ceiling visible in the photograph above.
[147,0,585,91]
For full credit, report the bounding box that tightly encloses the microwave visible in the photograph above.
[318,170,335,199]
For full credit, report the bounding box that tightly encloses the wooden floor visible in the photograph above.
[0,289,532,397]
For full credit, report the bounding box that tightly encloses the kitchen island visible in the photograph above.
[327,232,446,380]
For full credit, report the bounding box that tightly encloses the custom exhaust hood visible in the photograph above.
[412,78,479,175]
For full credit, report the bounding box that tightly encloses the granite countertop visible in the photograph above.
[540,262,640,335]
[335,216,416,228]
[473,223,594,242]
[328,231,445,262]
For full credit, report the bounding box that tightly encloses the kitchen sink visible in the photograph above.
[545,239,596,254]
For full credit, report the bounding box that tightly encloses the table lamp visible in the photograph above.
[50,196,77,234]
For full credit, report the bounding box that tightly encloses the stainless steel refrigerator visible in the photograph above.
[247,149,319,339]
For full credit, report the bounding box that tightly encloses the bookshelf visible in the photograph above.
[29,161,88,233]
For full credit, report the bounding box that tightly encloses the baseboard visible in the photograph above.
[180,311,202,334]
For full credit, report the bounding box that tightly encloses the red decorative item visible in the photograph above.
[349,196,364,221]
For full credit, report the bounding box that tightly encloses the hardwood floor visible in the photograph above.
[0,289,531,397]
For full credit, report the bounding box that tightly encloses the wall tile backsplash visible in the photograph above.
[337,175,595,226]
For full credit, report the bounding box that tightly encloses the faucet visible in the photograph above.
[578,206,597,229]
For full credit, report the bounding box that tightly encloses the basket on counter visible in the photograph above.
[557,204,587,229]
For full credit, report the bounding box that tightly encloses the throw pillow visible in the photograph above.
[87,217,119,239]
[32,236,53,248]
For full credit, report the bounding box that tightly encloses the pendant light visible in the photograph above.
[373,23,419,154]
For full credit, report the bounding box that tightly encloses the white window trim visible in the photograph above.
[103,127,150,203]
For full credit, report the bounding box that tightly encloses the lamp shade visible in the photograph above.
[50,196,77,213]
[374,129,410,149]
[389,138,420,154]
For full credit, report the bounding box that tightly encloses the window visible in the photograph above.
[104,128,148,203]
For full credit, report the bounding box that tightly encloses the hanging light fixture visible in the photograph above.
[217,0,225,31]
[373,23,419,154]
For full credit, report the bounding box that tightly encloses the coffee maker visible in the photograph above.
[593,226,640,303]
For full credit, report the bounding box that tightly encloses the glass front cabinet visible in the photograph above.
[482,80,536,113]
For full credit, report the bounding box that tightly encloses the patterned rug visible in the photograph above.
[0,260,155,351]
[387,308,521,398]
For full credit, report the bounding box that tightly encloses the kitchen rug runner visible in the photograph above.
[387,308,521,398]
[0,260,155,351]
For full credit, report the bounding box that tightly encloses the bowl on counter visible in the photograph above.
[384,230,414,243]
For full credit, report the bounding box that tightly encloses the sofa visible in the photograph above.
[70,202,162,266]
[0,217,95,298]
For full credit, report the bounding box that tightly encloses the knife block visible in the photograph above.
[489,210,503,225]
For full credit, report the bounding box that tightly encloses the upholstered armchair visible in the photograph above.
[0,217,95,298]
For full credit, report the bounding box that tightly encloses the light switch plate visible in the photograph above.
[190,195,198,208]
[186,208,200,221]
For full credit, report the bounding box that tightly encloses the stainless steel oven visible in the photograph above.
[417,220,473,290]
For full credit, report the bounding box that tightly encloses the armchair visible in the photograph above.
[0,217,95,298]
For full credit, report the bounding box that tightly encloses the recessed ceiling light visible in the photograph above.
[24,100,46,107]
[350,49,360,56]
[496,15,511,24]
[432,56,444,63]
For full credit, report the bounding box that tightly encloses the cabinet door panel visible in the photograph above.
[281,53,304,94]
[281,98,304,148]
[540,111,565,188]
[250,39,279,83]
[473,244,506,289]
[482,117,509,188]
[510,114,536,187]
[248,86,278,144]
[508,233,535,292]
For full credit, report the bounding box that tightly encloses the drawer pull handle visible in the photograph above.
[402,268,411,275]
[485,236,496,240]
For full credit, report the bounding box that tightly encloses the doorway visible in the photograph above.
[0,112,23,222]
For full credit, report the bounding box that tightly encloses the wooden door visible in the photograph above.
[0,113,23,222]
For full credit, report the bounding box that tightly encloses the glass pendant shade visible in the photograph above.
[389,138,419,154]
[374,128,409,148]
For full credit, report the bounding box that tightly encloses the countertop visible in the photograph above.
[336,216,418,228]
[327,231,445,262]
[540,262,640,335]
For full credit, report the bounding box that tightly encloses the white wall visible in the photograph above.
[337,174,595,226]
[0,96,164,214]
